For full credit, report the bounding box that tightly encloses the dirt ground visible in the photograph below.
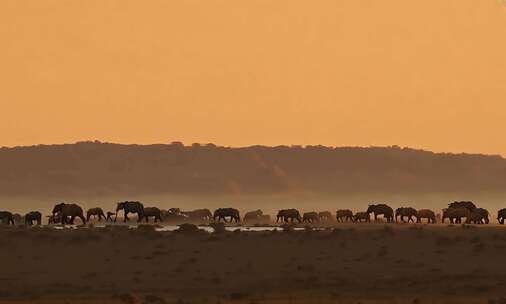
[0,223,505,304]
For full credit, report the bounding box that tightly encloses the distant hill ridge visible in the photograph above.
[1,141,505,196]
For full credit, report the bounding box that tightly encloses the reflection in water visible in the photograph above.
[50,224,313,232]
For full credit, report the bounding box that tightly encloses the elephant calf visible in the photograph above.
[498,208,506,225]
[354,212,370,223]
[0,211,15,225]
[302,212,319,223]
[87,208,106,222]
[144,207,163,223]
[25,211,42,226]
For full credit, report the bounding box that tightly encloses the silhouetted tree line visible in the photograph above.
[0,141,505,196]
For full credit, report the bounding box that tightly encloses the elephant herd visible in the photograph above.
[0,202,242,226]
[1,200,506,226]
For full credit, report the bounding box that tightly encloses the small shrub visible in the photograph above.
[113,293,141,304]
[209,222,226,234]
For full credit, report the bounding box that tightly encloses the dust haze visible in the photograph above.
[2,141,506,216]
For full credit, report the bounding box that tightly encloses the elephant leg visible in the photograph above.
[70,216,76,224]
[124,213,129,223]
[79,215,86,224]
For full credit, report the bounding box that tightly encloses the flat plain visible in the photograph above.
[0,223,505,304]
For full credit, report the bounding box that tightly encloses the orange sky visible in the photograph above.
[1,0,506,155]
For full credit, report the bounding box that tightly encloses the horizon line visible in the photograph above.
[1,140,503,159]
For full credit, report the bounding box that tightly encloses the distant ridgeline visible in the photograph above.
[0,141,505,196]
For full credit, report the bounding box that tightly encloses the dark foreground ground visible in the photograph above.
[0,223,506,304]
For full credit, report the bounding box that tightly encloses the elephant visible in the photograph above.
[395,207,418,223]
[52,203,86,225]
[86,208,106,222]
[353,212,370,222]
[115,201,144,223]
[0,211,15,225]
[213,208,240,223]
[473,208,489,224]
[106,212,115,222]
[336,209,353,222]
[181,209,213,222]
[276,209,302,223]
[448,201,476,212]
[498,208,506,225]
[302,212,319,223]
[143,207,163,222]
[416,209,436,223]
[12,213,23,225]
[318,211,333,221]
[47,213,63,225]
[367,204,394,223]
[465,211,486,224]
[24,211,42,226]
[243,210,263,222]
[442,208,470,224]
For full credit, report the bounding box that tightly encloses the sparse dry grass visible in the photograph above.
[0,224,505,304]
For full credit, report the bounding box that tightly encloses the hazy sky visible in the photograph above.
[1,0,506,155]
